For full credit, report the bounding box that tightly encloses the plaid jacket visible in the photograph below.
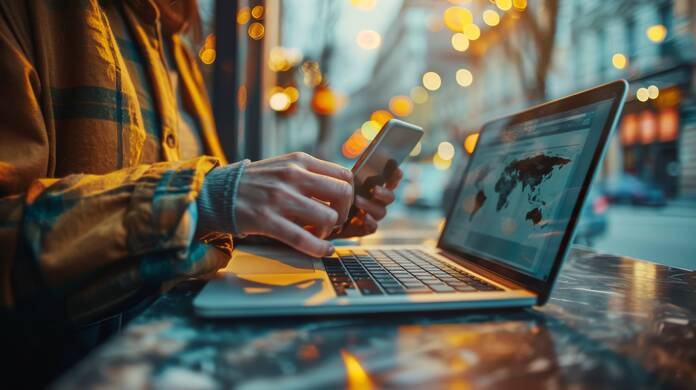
[0,0,232,324]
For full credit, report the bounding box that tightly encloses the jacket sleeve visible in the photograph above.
[0,5,231,324]
[1,158,233,324]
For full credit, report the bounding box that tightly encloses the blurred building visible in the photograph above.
[468,0,696,199]
[562,0,696,199]
[245,0,696,199]
[340,0,696,199]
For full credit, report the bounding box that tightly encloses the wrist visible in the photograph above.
[196,159,250,236]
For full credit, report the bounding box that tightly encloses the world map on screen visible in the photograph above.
[468,154,572,226]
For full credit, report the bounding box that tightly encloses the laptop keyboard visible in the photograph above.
[322,249,503,296]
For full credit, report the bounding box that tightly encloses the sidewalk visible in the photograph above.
[661,198,696,218]
[593,204,696,270]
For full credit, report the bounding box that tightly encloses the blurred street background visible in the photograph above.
[196,0,696,270]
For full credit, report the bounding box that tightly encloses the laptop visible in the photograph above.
[194,80,628,317]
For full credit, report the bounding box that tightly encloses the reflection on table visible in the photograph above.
[54,244,696,389]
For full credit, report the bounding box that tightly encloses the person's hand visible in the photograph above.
[333,168,403,238]
[235,152,353,257]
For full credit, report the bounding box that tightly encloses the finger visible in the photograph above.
[370,186,396,205]
[362,214,378,235]
[299,153,354,185]
[355,195,387,221]
[296,170,353,224]
[338,213,378,238]
[266,214,334,257]
[283,190,339,239]
[385,168,403,190]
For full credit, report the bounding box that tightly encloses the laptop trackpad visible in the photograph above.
[224,246,316,275]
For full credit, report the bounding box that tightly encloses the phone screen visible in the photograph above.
[353,119,423,197]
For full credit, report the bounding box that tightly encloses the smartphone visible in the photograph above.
[338,119,424,232]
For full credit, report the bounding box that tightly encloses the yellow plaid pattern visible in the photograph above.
[0,0,230,323]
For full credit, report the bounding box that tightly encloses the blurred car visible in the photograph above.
[574,187,610,246]
[603,174,666,207]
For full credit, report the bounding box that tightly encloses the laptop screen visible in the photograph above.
[440,97,615,281]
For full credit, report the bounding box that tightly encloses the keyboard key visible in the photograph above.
[430,285,456,292]
[355,280,383,295]
[404,287,432,293]
[325,248,504,297]
[454,285,477,292]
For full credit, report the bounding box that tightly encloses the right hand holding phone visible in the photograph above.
[235,152,353,257]
[332,168,403,239]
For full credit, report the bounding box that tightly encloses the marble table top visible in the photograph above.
[54,247,696,389]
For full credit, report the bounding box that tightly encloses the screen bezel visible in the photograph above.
[437,80,628,305]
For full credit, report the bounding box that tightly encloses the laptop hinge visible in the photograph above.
[438,250,529,291]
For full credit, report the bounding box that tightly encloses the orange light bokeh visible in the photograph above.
[639,111,658,145]
[443,7,473,32]
[248,22,265,40]
[389,96,414,117]
[658,108,679,142]
[311,86,344,116]
[620,114,638,145]
[342,129,370,159]
[370,110,393,127]
[464,132,479,154]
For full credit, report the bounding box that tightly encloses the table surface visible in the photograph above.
[54,246,696,389]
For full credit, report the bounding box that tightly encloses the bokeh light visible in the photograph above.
[269,91,291,111]
[636,87,649,102]
[410,86,429,104]
[370,110,393,126]
[284,86,299,102]
[237,7,250,25]
[443,7,473,32]
[268,47,302,72]
[198,34,216,65]
[248,22,265,40]
[389,95,414,117]
[496,0,513,11]
[360,120,381,140]
[356,30,382,50]
[437,141,456,160]
[512,0,528,10]
[433,153,452,170]
[342,129,370,159]
[462,23,481,40]
[612,53,627,69]
[464,132,479,154]
[199,49,215,65]
[301,61,323,87]
[311,86,344,115]
[350,0,376,11]
[456,68,474,87]
[251,5,264,20]
[483,10,501,26]
[422,71,442,91]
[646,24,667,43]
[451,33,470,52]
[647,85,660,99]
[410,142,422,157]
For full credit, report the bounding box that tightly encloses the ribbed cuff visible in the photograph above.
[196,159,250,236]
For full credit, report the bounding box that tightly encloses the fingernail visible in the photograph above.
[326,245,335,256]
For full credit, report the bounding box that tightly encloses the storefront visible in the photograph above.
[615,65,694,198]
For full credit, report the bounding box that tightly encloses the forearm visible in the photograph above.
[1,157,229,319]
